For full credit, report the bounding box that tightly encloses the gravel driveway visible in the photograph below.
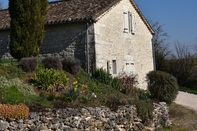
[175,91,197,111]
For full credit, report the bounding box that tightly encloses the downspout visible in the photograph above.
[86,22,90,74]
[152,38,156,71]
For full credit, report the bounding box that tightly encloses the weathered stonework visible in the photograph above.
[41,23,87,68]
[0,30,10,56]
[94,0,154,89]
[0,103,170,131]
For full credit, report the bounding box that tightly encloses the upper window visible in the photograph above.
[123,11,136,34]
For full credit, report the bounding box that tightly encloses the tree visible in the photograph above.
[9,0,49,59]
[165,42,196,86]
[0,2,3,10]
[150,21,171,71]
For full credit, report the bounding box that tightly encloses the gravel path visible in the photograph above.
[175,91,197,111]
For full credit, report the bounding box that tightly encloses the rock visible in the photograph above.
[0,104,170,131]
[0,120,9,130]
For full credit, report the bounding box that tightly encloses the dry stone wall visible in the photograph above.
[0,102,170,131]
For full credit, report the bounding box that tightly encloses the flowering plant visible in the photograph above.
[64,81,89,102]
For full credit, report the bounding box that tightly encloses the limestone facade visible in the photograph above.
[94,0,154,88]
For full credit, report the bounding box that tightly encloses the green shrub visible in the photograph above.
[147,71,178,104]
[0,104,29,121]
[0,85,27,104]
[133,100,154,123]
[42,57,62,70]
[81,95,91,103]
[62,81,89,103]
[92,68,111,83]
[32,68,69,91]
[138,89,151,100]
[92,68,121,90]
[89,85,102,93]
[0,61,25,79]
[0,76,35,95]
[18,57,38,72]
[111,77,122,90]
[105,93,122,111]
[47,93,56,101]
[62,57,81,75]
[62,86,80,103]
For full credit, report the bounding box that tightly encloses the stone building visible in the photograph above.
[0,0,155,89]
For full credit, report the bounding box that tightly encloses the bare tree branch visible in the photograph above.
[166,41,196,85]
[150,21,172,70]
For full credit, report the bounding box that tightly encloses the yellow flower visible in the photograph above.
[80,90,84,94]
[73,81,78,85]
[75,85,78,88]
[82,84,88,89]
[74,87,77,91]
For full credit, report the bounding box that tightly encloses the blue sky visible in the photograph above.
[135,0,197,52]
[1,0,197,52]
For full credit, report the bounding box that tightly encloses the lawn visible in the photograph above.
[158,103,197,131]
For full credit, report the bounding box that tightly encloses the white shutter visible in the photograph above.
[107,60,113,75]
[123,11,129,33]
[131,12,136,34]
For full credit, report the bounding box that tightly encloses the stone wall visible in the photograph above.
[41,23,87,68]
[0,30,10,56]
[0,23,88,68]
[94,0,154,89]
[0,102,171,131]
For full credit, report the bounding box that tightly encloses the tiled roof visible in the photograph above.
[0,9,10,29]
[0,0,154,34]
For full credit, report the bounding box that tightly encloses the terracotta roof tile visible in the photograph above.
[0,0,154,34]
[45,0,120,24]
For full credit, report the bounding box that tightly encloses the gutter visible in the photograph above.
[86,22,90,74]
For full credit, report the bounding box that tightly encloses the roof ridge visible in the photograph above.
[0,0,154,34]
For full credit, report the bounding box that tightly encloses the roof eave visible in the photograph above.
[130,0,155,35]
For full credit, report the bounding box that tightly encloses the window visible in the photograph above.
[123,11,136,34]
[126,62,134,75]
[112,60,117,74]
[124,55,135,75]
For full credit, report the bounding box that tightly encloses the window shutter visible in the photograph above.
[123,11,129,33]
[131,12,136,34]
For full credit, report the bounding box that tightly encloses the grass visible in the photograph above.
[157,103,197,131]
[179,86,197,95]
[0,60,135,110]
[1,60,197,130]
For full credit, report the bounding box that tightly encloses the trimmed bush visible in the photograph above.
[62,57,81,75]
[147,71,178,104]
[32,68,69,91]
[18,57,38,72]
[0,104,29,121]
[42,57,62,70]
